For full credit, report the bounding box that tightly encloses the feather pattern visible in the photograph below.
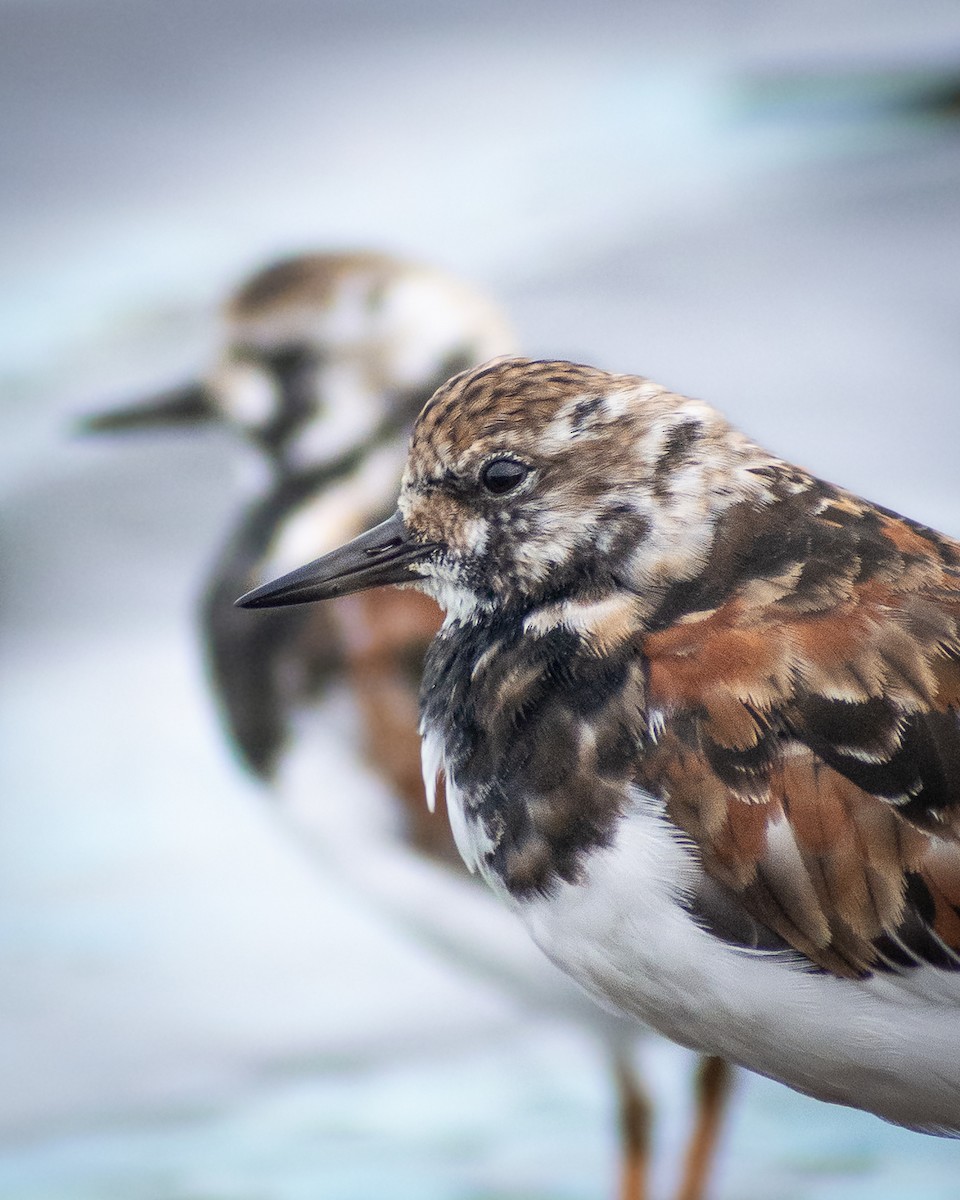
[638,482,960,978]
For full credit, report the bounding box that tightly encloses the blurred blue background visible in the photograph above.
[3,2,960,1197]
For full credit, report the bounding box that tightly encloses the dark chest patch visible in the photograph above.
[421,613,643,897]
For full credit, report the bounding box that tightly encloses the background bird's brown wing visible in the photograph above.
[638,494,960,979]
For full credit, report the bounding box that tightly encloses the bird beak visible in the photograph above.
[75,382,216,434]
[235,511,437,608]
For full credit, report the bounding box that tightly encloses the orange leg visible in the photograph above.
[614,1053,653,1200]
[673,1056,734,1200]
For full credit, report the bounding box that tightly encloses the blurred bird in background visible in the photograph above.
[81,249,734,1200]
[80,251,512,792]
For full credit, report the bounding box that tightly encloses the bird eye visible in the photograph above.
[480,457,529,495]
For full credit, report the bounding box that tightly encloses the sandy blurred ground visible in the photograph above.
[3,2,960,1196]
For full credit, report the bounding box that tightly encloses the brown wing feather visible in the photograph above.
[330,589,460,865]
[639,490,960,978]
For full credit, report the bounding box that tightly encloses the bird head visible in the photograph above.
[237,357,774,621]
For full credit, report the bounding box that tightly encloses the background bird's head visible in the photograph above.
[78,251,516,482]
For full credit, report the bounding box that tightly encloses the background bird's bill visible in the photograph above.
[236,511,432,607]
[75,382,215,434]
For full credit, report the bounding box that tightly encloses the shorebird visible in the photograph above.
[79,251,513,783]
[240,355,960,1136]
[85,277,734,1197]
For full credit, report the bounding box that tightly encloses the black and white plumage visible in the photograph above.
[241,355,960,1136]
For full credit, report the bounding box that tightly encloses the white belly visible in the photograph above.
[514,788,960,1135]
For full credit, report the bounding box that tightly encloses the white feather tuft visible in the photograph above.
[419,727,445,815]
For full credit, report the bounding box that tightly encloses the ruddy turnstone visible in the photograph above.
[80,250,513,780]
[85,280,734,1196]
[240,355,960,1136]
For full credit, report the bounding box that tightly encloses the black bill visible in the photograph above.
[235,511,436,608]
[75,382,215,434]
